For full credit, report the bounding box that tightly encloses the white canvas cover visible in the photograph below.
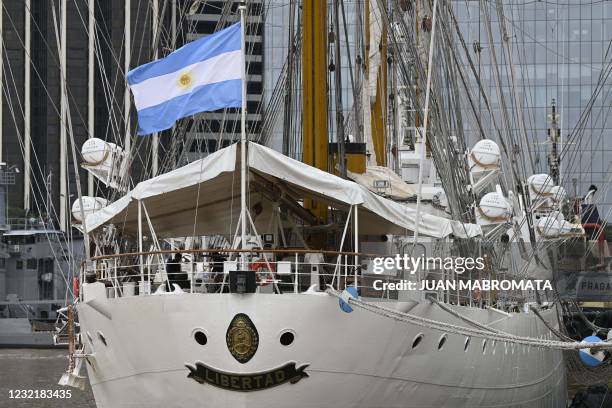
[347,166,417,201]
[84,142,481,238]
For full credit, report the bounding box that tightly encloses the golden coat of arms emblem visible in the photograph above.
[226,314,258,364]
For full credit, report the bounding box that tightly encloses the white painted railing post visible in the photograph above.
[354,205,359,290]
[138,200,144,293]
[294,252,298,294]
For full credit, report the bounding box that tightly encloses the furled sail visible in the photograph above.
[347,166,416,201]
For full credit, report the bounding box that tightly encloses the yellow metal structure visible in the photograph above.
[365,2,388,167]
[346,152,366,174]
[302,0,328,222]
[371,39,387,167]
[330,143,367,175]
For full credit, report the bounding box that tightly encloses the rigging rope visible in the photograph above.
[325,287,612,351]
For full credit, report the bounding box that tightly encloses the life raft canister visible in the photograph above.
[73,277,79,298]
[473,287,481,301]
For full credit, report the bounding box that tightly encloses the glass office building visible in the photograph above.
[455,0,612,216]
[262,1,611,215]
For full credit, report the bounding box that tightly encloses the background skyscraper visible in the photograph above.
[0,1,265,230]
[455,0,612,216]
[1,0,155,229]
[262,0,612,217]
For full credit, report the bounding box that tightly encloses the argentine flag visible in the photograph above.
[127,23,242,135]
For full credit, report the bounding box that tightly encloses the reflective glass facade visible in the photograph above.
[263,1,612,216]
[456,0,612,217]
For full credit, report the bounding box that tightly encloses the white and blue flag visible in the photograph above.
[127,22,242,135]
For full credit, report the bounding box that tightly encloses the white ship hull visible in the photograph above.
[78,293,567,407]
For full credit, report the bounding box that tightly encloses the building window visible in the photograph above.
[27,259,37,270]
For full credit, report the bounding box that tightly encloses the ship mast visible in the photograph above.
[547,99,561,185]
[151,0,159,176]
[239,3,248,269]
[302,0,328,223]
[365,1,387,167]
[413,0,439,245]
[0,1,3,162]
[24,0,32,214]
[87,0,95,196]
[124,0,131,155]
[60,0,67,231]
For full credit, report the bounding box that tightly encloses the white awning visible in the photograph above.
[84,142,481,238]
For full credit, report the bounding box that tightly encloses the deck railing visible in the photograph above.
[81,248,386,298]
[80,249,502,306]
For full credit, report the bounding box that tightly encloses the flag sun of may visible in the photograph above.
[127,22,243,135]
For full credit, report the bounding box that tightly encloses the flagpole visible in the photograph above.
[239,2,247,270]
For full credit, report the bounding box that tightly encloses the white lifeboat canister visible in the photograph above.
[469,139,501,171]
[476,191,511,224]
[71,196,108,223]
[80,138,126,190]
[81,138,111,167]
[536,216,561,238]
[527,174,554,196]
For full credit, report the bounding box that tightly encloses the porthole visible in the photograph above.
[194,331,208,345]
[464,337,470,352]
[437,334,447,350]
[412,333,424,349]
[279,331,295,346]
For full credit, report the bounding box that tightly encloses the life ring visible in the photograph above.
[73,277,79,298]
[250,259,276,286]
